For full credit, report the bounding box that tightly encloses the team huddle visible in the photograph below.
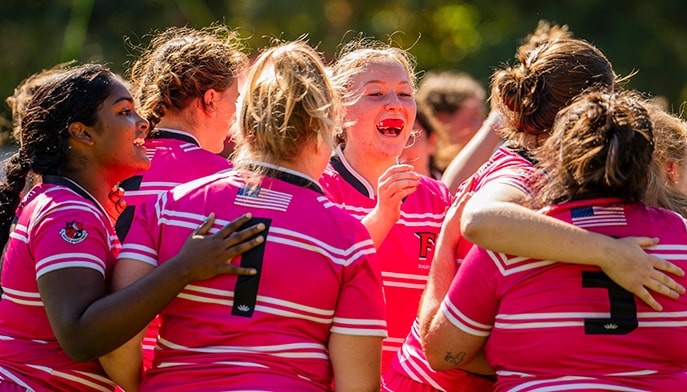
[0,20,686,392]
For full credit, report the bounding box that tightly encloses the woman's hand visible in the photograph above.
[362,164,419,247]
[600,236,685,311]
[173,212,266,282]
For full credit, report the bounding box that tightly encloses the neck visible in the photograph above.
[157,116,201,142]
[340,146,396,190]
[57,171,120,223]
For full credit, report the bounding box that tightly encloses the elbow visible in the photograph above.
[57,332,103,362]
[424,346,455,372]
[422,336,457,372]
[62,345,100,363]
[460,207,484,244]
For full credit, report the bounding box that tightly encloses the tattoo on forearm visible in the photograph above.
[444,350,466,366]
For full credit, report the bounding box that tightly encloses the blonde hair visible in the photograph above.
[128,24,248,130]
[234,40,340,172]
[328,37,417,145]
[643,101,687,216]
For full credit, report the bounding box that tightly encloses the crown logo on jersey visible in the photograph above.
[236,304,251,312]
[59,221,88,244]
[604,323,618,330]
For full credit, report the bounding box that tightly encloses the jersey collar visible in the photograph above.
[42,175,110,220]
[152,128,201,146]
[330,145,376,198]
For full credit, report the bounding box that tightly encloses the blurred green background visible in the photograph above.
[2,0,687,147]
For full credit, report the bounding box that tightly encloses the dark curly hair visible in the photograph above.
[0,63,118,249]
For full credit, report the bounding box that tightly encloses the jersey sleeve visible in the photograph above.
[330,230,387,338]
[441,246,500,337]
[31,204,110,279]
[118,193,165,267]
[478,165,539,197]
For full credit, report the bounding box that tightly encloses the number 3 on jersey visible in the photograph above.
[232,217,271,318]
[582,270,638,335]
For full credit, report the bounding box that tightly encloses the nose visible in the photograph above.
[136,114,150,137]
[385,92,402,111]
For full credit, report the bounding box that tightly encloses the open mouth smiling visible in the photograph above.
[377,118,405,136]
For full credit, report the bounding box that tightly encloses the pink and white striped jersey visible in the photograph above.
[0,176,119,392]
[319,147,452,373]
[119,163,387,391]
[114,128,232,370]
[386,146,538,391]
[443,198,687,391]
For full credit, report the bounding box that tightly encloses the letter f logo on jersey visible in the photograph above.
[415,232,436,260]
[60,221,88,244]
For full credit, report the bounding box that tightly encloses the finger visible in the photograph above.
[218,263,258,276]
[225,235,265,259]
[653,258,686,278]
[633,236,660,248]
[194,212,216,236]
[224,223,267,248]
[652,268,685,295]
[636,288,663,312]
[214,213,254,238]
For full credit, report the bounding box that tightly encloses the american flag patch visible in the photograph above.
[235,185,292,212]
[571,205,626,228]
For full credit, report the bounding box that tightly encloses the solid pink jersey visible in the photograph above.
[114,128,232,370]
[385,146,538,391]
[0,176,119,392]
[443,198,687,391]
[119,163,387,391]
[319,147,452,373]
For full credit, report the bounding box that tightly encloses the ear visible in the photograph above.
[202,89,218,111]
[67,122,96,146]
[666,160,679,184]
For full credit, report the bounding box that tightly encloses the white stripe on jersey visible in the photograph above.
[331,203,446,228]
[29,189,104,232]
[155,360,270,370]
[441,300,492,337]
[180,143,201,152]
[503,375,649,392]
[1,287,43,306]
[156,337,329,359]
[178,285,335,323]
[487,250,556,276]
[330,326,387,337]
[382,271,428,290]
[9,224,28,243]
[495,311,687,329]
[26,365,115,392]
[118,243,158,266]
[36,261,106,279]
[0,365,35,391]
[267,227,375,266]
[395,324,447,391]
[36,252,106,276]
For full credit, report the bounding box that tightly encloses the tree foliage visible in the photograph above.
[2,0,687,146]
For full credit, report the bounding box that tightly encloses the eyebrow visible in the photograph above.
[112,96,134,105]
[362,79,411,86]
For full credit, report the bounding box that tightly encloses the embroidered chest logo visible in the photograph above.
[414,231,437,260]
[60,221,88,244]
